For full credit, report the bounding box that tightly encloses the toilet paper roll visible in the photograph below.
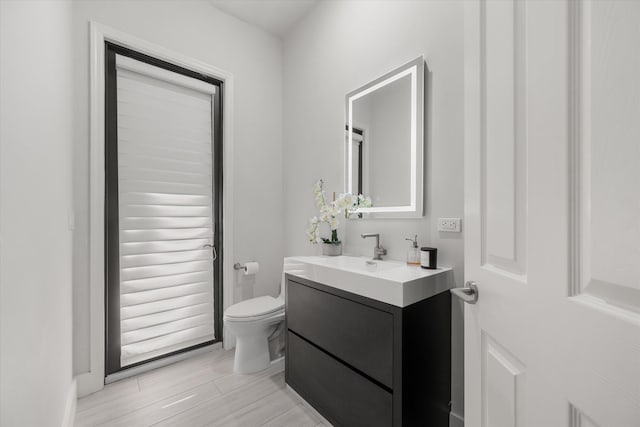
[244,262,259,275]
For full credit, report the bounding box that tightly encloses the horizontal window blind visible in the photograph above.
[116,54,216,367]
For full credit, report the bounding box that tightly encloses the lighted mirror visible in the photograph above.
[345,56,424,218]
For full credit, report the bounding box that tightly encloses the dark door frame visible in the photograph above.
[104,42,224,376]
[345,125,364,195]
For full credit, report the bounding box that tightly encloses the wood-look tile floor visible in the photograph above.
[75,349,329,427]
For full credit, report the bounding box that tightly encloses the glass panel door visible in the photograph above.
[105,43,223,375]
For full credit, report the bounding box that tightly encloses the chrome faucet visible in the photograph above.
[361,233,387,260]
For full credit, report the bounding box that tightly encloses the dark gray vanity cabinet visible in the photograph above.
[285,274,451,427]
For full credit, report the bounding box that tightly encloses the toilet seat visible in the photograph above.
[224,310,285,324]
[224,296,284,320]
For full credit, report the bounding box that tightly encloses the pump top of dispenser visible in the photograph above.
[405,235,418,248]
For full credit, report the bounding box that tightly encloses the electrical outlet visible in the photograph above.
[438,217,461,232]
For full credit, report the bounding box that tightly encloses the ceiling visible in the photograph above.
[209,0,319,38]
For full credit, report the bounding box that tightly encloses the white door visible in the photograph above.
[462,1,640,426]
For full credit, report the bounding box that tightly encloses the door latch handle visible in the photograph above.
[202,244,217,262]
[451,281,479,304]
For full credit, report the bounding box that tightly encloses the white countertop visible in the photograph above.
[284,255,454,307]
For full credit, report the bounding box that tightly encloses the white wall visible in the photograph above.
[71,1,284,376]
[0,1,75,425]
[282,0,465,422]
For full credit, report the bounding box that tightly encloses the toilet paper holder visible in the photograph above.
[234,261,259,275]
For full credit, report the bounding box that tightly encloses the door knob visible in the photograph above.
[451,281,479,304]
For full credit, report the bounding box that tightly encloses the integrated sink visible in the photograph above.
[284,255,453,307]
[302,255,403,273]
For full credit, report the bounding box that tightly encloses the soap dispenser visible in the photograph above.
[405,235,420,266]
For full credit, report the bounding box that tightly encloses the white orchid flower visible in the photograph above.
[328,203,342,216]
[307,179,373,245]
[319,212,331,223]
[358,194,373,207]
[312,179,323,194]
[306,217,320,243]
[338,193,356,209]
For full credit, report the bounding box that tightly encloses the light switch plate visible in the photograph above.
[438,217,461,232]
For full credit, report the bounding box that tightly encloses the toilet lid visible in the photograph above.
[225,296,283,318]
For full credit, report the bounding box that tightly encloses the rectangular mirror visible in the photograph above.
[345,56,424,218]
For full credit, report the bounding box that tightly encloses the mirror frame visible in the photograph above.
[345,56,424,218]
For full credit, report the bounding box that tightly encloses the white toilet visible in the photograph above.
[224,262,305,374]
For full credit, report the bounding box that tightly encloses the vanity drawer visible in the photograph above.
[287,332,392,427]
[286,278,393,388]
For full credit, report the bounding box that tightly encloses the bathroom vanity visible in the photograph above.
[284,256,453,427]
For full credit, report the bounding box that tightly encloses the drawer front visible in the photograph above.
[287,279,393,387]
[287,332,392,427]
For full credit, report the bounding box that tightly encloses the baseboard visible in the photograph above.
[76,370,103,398]
[61,379,77,427]
[449,411,464,427]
